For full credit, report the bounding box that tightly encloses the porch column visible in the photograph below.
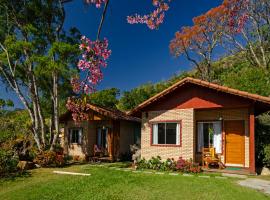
[249,106,255,173]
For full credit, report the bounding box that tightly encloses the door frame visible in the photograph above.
[224,120,245,167]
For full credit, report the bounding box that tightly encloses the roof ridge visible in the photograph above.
[128,76,270,115]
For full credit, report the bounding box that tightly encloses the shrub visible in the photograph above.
[136,156,201,173]
[176,157,202,173]
[263,145,270,167]
[160,158,176,171]
[148,156,163,170]
[0,149,19,177]
[34,150,65,167]
[137,158,149,169]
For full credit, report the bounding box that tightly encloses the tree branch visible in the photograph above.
[97,0,110,40]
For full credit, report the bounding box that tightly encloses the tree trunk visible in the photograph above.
[50,71,59,151]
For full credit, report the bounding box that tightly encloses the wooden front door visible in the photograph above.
[225,120,245,166]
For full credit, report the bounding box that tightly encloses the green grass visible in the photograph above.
[0,164,269,200]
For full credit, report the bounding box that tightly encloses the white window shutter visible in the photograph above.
[213,122,222,154]
[78,129,82,144]
[153,124,158,144]
[176,123,180,145]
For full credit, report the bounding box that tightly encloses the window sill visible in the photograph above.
[151,144,181,147]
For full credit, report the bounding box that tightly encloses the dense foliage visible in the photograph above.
[263,145,270,167]
[89,88,120,109]
[0,149,19,177]
[0,110,30,143]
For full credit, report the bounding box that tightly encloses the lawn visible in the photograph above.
[0,164,269,200]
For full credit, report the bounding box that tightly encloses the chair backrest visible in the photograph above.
[202,148,211,158]
[210,147,216,159]
[94,144,101,152]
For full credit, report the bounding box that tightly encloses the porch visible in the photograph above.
[60,103,140,161]
[203,167,253,175]
[194,108,254,173]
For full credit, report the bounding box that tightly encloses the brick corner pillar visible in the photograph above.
[249,106,256,174]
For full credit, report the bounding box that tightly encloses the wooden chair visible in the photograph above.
[93,144,103,157]
[202,147,225,169]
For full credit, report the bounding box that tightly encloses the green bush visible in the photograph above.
[34,150,65,167]
[263,145,270,167]
[0,150,19,177]
[255,115,270,167]
[136,156,201,173]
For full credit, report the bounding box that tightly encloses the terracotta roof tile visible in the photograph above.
[60,103,141,123]
[128,77,270,115]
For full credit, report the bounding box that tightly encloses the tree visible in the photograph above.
[0,99,13,110]
[89,88,120,109]
[169,5,226,81]
[118,72,189,111]
[0,0,79,150]
[217,0,270,68]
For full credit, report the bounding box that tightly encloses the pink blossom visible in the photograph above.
[70,36,111,95]
[84,0,107,8]
[127,0,171,30]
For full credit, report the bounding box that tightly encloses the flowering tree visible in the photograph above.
[169,5,226,80]
[221,0,270,68]
[66,0,172,121]
[127,0,171,30]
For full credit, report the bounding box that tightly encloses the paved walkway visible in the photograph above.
[238,178,270,195]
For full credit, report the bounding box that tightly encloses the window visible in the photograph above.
[152,122,180,145]
[69,128,82,144]
[197,121,222,153]
[97,127,108,149]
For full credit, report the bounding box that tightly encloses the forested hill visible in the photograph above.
[112,54,270,111]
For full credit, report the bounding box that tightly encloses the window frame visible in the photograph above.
[150,120,182,147]
[68,128,83,144]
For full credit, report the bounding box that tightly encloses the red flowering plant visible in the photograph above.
[176,157,201,173]
[127,0,172,30]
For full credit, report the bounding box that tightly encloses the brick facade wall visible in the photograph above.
[141,109,194,160]
[195,108,250,167]
[141,107,250,168]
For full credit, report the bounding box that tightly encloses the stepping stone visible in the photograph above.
[183,174,194,177]
[222,173,247,179]
[53,171,91,176]
[169,173,178,176]
[238,178,270,195]
[155,172,165,175]
[198,175,210,178]
[109,167,116,169]
[215,176,228,179]
[115,168,122,170]
[123,169,131,172]
[132,171,141,173]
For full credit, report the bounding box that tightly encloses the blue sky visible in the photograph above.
[0,0,223,108]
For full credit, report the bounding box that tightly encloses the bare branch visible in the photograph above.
[97,0,110,40]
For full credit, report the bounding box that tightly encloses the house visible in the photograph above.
[60,104,141,161]
[128,77,270,173]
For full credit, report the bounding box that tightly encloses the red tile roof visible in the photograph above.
[60,103,140,123]
[128,77,270,116]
